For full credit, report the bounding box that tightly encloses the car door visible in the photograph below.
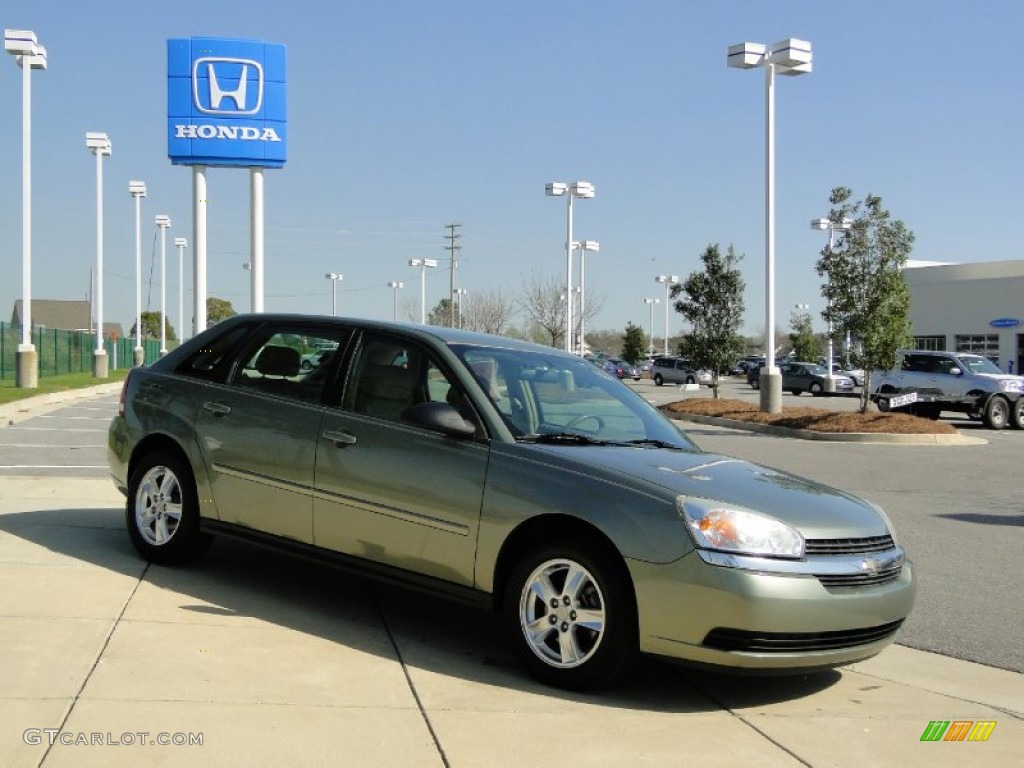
[312,331,489,586]
[193,324,350,544]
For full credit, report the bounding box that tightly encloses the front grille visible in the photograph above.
[805,535,895,555]
[703,620,904,653]
[816,565,902,588]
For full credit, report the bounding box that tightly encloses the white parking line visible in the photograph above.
[3,427,108,433]
[36,415,111,421]
[0,444,105,448]
[0,465,106,469]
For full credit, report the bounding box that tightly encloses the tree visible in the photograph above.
[131,311,175,341]
[520,272,566,348]
[462,288,515,335]
[816,187,914,412]
[427,298,453,327]
[585,328,623,358]
[207,297,237,325]
[789,309,821,363]
[621,322,645,364]
[671,244,746,399]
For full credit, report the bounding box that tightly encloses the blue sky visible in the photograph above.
[2,1,1022,341]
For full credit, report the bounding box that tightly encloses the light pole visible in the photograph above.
[387,281,403,322]
[573,240,600,355]
[155,215,171,354]
[85,132,111,378]
[5,29,47,388]
[453,287,468,329]
[643,298,660,356]
[811,217,852,390]
[408,258,437,324]
[546,181,595,353]
[175,238,188,343]
[128,181,146,366]
[655,274,679,356]
[728,38,813,413]
[325,272,343,316]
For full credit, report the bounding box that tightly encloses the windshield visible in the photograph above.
[957,355,1004,375]
[453,344,695,449]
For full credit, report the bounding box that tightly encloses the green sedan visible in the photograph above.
[108,315,915,690]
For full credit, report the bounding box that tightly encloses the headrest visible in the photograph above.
[255,346,301,377]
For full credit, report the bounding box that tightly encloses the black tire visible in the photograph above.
[1010,398,1024,430]
[685,376,695,385]
[809,382,823,395]
[504,542,638,691]
[915,404,942,421]
[751,377,759,390]
[790,389,802,396]
[983,395,1010,430]
[876,387,895,413]
[653,374,663,387]
[126,450,211,564]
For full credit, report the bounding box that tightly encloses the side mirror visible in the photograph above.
[401,401,477,439]
[949,368,963,376]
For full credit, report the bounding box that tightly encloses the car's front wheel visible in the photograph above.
[983,394,1010,430]
[504,543,637,690]
[127,451,211,564]
[809,382,823,395]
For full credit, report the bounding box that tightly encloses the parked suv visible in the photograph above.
[873,350,1024,427]
[651,357,712,387]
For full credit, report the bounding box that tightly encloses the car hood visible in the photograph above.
[524,444,889,539]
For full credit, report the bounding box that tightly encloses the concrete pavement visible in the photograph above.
[0,383,1021,766]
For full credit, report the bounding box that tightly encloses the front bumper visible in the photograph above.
[629,548,916,670]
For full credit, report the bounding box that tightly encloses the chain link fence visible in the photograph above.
[0,323,163,379]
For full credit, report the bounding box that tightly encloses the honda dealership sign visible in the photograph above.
[167,37,287,168]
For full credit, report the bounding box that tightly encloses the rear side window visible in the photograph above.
[176,324,254,381]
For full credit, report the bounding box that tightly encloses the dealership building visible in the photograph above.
[904,260,1024,375]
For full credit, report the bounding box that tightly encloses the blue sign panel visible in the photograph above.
[989,318,1022,328]
[167,37,287,168]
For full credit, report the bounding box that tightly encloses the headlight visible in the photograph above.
[866,500,899,546]
[679,497,804,558]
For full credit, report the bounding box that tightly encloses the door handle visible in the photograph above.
[203,401,232,417]
[322,430,357,447]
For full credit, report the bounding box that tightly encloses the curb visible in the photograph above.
[0,382,124,426]
[671,413,988,446]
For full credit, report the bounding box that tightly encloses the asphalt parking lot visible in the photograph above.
[0,384,1021,767]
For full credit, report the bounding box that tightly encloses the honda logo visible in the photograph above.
[193,57,264,115]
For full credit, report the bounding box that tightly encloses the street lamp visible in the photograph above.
[655,274,679,356]
[154,215,171,354]
[408,258,437,324]
[175,238,188,343]
[728,37,813,413]
[546,181,595,353]
[85,132,111,378]
[325,272,343,316]
[453,287,468,329]
[5,29,47,388]
[387,281,403,322]
[643,298,660,356]
[573,240,600,355]
[128,181,146,366]
[811,217,853,388]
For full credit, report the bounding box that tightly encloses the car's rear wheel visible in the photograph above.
[751,378,759,390]
[983,395,1010,430]
[653,374,663,386]
[504,543,637,690]
[876,387,896,412]
[1010,397,1024,430]
[127,451,210,564]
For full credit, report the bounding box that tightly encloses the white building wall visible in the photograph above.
[903,260,1024,373]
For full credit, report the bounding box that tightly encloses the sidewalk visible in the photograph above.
[1,473,1020,768]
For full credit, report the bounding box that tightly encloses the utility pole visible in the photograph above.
[443,223,462,327]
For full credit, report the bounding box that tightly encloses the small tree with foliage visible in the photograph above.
[789,310,821,363]
[671,244,746,398]
[621,322,645,365]
[131,311,175,341]
[207,296,237,325]
[816,187,914,412]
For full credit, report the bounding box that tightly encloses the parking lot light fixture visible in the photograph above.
[128,181,146,365]
[408,258,438,324]
[154,215,171,355]
[655,274,679,356]
[643,297,660,356]
[387,281,404,321]
[546,181,595,353]
[728,38,813,413]
[573,240,600,355]
[812,217,853,385]
[6,29,47,388]
[86,132,111,378]
[325,272,343,316]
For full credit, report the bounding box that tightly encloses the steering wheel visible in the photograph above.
[563,414,606,433]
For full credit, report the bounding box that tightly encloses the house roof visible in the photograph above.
[10,300,124,338]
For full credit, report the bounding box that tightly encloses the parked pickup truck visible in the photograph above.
[872,350,1024,429]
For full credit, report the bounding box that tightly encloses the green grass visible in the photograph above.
[0,369,129,406]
